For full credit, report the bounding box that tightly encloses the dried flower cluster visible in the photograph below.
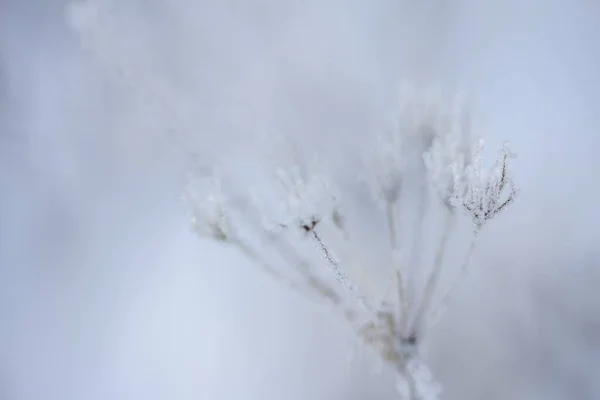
[64,1,518,397]
[182,87,518,399]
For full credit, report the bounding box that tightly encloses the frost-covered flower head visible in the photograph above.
[270,163,340,234]
[410,87,474,209]
[395,84,470,150]
[453,140,518,231]
[182,170,231,241]
[370,84,474,209]
[370,129,406,205]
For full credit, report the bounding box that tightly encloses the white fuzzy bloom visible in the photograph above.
[368,85,439,206]
[424,136,468,209]
[370,131,407,205]
[399,85,440,152]
[372,85,473,208]
[421,102,473,209]
[271,164,340,232]
[397,84,469,151]
[398,85,473,209]
[182,173,231,241]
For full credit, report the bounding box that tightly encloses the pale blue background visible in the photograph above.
[1,1,599,399]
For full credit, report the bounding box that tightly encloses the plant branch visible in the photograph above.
[230,236,341,305]
[411,209,455,337]
[385,200,410,337]
[430,229,479,322]
[311,229,375,312]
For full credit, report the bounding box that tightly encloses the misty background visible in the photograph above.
[1,0,600,399]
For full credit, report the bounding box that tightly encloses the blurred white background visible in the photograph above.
[1,0,600,399]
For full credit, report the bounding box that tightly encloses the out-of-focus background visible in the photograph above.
[1,0,600,399]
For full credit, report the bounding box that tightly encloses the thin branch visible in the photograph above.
[385,200,410,337]
[328,214,379,310]
[411,209,455,337]
[498,153,508,193]
[311,229,375,312]
[312,230,350,287]
[229,236,341,305]
[407,178,429,306]
[430,229,479,322]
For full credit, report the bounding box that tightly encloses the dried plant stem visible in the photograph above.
[407,181,428,309]
[385,200,410,337]
[230,237,341,305]
[311,230,375,312]
[330,224,378,310]
[386,201,400,252]
[412,210,456,336]
[312,230,351,288]
[431,230,479,321]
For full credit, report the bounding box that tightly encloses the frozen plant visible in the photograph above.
[183,87,518,399]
